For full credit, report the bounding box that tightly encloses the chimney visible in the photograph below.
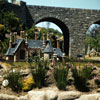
[35,32,38,40]
[25,33,28,43]
[20,31,24,38]
[9,32,12,48]
[25,33,28,49]
[14,32,17,43]
[43,34,46,48]
[57,38,60,48]
[47,32,50,40]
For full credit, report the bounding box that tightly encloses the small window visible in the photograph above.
[20,49,25,60]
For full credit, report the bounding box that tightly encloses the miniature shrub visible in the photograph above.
[30,60,47,88]
[54,64,69,90]
[22,76,35,91]
[5,69,22,92]
[72,65,92,91]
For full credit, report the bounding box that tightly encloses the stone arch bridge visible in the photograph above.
[3,1,100,57]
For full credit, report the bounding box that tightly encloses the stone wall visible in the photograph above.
[2,2,100,57]
[0,89,100,100]
[27,5,100,57]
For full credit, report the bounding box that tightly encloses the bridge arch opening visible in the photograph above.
[86,20,100,56]
[35,17,69,55]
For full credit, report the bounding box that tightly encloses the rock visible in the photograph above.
[98,97,100,100]
[0,75,3,85]
[75,94,100,100]
[28,90,46,100]
[0,93,19,100]
[2,79,9,87]
[20,69,30,76]
[97,88,100,93]
[0,62,9,72]
[19,95,28,100]
[0,65,2,69]
[0,69,4,75]
[45,89,58,100]
[58,91,81,100]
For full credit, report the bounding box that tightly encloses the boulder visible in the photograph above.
[0,93,19,100]
[75,94,100,100]
[28,90,46,100]
[45,89,58,100]
[0,75,3,85]
[58,91,81,100]
[97,88,100,93]
[19,95,28,100]
[20,69,30,76]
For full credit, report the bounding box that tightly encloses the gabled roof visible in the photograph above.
[6,38,63,57]
[5,39,23,56]
[28,40,43,48]
[53,48,63,57]
[5,48,15,56]
[44,42,53,53]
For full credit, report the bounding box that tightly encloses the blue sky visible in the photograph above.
[22,0,100,10]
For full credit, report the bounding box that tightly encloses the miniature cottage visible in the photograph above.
[5,31,63,62]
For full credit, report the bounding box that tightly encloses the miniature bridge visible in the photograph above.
[3,1,100,57]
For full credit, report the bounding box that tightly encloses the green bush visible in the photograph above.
[54,64,69,90]
[30,60,47,88]
[5,69,22,92]
[72,65,92,91]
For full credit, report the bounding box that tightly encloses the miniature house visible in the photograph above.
[5,31,63,62]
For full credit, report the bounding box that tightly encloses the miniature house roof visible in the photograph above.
[6,39,43,56]
[54,48,63,57]
[6,38,63,57]
[28,40,42,48]
[6,39,23,56]
[44,42,54,54]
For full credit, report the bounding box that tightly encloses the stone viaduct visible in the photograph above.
[2,1,100,57]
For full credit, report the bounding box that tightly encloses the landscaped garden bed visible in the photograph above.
[1,58,100,100]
